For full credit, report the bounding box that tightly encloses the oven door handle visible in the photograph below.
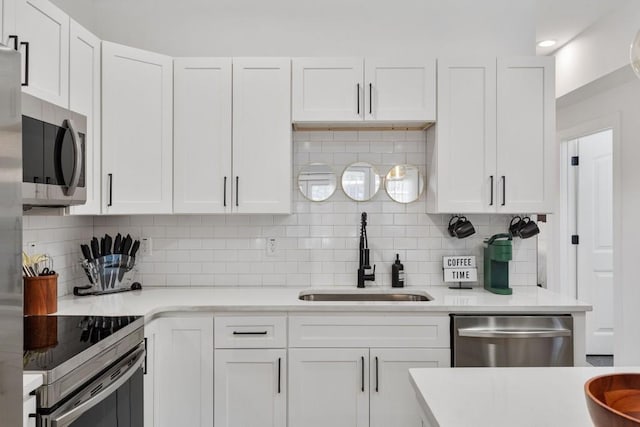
[49,347,144,427]
[63,118,82,196]
[458,328,572,339]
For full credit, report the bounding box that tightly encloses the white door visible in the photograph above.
[102,41,173,214]
[15,0,69,107]
[496,57,555,213]
[174,57,232,213]
[215,349,286,427]
[370,349,450,427]
[430,59,496,213]
[364,59,435,122]
[1,0,17,46]
[289,348,369,427]
[68,19,101,215]
[232,57,291,214]
[154,317,214,427]
[576,130,614,354]
[292,57,363,122]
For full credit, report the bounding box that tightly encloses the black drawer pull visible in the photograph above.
[20,41,29,86]
[361,356,365,392]
[232,331,268,335]
[277,357,282,394]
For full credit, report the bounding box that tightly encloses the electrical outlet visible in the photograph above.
[140,237,152,257]
[266,237,277,257]
[26,241,38,254]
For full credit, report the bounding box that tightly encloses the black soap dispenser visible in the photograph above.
[392,254,405,288]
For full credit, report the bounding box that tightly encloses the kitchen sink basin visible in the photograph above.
[298,290,432,302]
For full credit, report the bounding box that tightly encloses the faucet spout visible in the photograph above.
[357,212,375,288]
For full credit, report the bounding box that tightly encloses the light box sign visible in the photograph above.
[442,256,477,283]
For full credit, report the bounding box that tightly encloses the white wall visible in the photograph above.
[50,0,535,57]
[556,69,640,365]
[554,0,640,97]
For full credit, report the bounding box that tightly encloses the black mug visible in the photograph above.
[509,216,540,239]
[448,216,476,239]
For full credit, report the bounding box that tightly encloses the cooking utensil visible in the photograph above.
[80,244,92,261]
[39,267,56,276]
[104,234,113,255]
[100,237,106,257]
[121,235,133,256]
[91,237,100,259]
[113,233,123,254]
[129,240,140,258]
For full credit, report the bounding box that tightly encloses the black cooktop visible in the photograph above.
[23,315,143,371]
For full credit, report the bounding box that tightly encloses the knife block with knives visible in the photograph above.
[74,233,142,296]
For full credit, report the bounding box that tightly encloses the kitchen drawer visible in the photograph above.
[215,315,287,348]
[289,315,449,348]
[23,394,36,427]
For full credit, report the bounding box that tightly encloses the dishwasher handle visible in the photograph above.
[458,328,572,339]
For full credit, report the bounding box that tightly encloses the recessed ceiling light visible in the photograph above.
[537,40,557,48]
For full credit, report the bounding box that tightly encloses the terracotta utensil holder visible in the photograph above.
[24,274,58,315]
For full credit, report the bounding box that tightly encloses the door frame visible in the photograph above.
[552,113,621,313]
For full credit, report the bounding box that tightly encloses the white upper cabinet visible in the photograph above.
[428,57,555,214]
[68,19,101,215]
[292,57,435,125]
[174,58,232,214]
[1,0,17,46]
[15,0,69,107]
[101,41,173,214]
[232,57,291,214]
[292,58,363,122]
[428,59,497,213]
[364,59,436,122]
[496,57,556,213]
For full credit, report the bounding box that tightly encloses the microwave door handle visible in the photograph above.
[64,119,82,196]
[48,347,144,427]
[457,328,572,339]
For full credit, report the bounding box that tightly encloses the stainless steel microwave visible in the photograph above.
[22,93,87,207]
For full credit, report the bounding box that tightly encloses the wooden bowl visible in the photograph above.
[585,373,640,426]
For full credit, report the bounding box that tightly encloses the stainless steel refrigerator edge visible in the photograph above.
[0,43,23,426]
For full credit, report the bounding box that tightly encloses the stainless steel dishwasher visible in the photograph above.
[451,314,574,367]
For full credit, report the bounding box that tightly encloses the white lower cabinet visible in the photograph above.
[214,349,286,427]
[369,348,449,427]
[23,394,36,427]
[289,348,370,427]
[146,317,214,427]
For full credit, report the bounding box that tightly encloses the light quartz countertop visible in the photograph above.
[23,373,43,397]
[55,286,591,318]
[409,366,640,427]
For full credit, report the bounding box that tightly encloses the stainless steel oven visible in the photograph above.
[21,93,87,207]
[451,314,574,367]
[24,316,144,427]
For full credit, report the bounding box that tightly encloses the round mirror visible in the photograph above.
[384,164,424,203]
[341,162,381,202]
[298,163,337,202]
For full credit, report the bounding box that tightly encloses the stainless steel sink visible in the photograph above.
[298,290,432,302]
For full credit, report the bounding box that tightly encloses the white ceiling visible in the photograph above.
[536,0,629,54]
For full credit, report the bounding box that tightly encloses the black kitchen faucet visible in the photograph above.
[357,212,376,288]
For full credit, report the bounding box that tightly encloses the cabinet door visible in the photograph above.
[215,349,286,427]
[154,317,214,427]
[1,0,16,46]
[143,320,158,427]
[289,348,369,427]
[429,59,497,213]
[68,19,101,215]
[15,0,69,107]
[232,58,291,214]
[370,349,450,427]
[364,59,435,122]
[497,57,556,213]
[174,58,232,213]
[102,41,173,214]
[292,57,363,122]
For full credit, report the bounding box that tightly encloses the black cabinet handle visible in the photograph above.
[20,41,29,86]
[143,337,148,375]
[232,331,267,335]
[33,176,40,183]
[277,357,281,394]
[489,175,494,206]
[361,356,365,392]
[8,35,18,51]
[501,176,506,206]
[356,83,360,115]
[223,176,227,207]
[369,83,372,115]
[235,176,239,207]
[375,356,379,392]
[108,174,113,207]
